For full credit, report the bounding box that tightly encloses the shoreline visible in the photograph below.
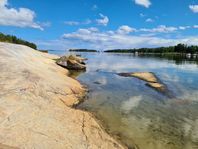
[55,57,130,148]
[76,106,135,149]
[0,42,126,149]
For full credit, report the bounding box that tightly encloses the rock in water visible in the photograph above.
[146,82,166,92]
[68,55,87,64]
[56,55,86,70]
[67,59,86,70]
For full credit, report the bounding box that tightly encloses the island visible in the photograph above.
[69,49,98,52]
[104,43,198,56]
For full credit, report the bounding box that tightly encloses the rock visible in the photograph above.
[146,82,166,92]
[118,72,167,93]
[130,72,158,83]
[56,55,86,70]
[67,59,86,70]
[68,55,87,64]
[0,143,18,149]
[0,42,125,149]
[118,72,158,83]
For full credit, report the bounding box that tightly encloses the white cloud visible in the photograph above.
[179,26,190,30]
[140,25,178,33]
[133,0,151,8]
[0,0,7,6]
[64,19,91,26]
[193,25,198,28]
[38,24,198,50]
[60,26,198,50]
[145,18,154,23]
[96,13,109,26]
[117,25,136,34]
[189,5,198,13]
[0,0,42,30]
[140,13,146,17]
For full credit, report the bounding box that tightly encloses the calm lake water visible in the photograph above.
[51,51,198,149]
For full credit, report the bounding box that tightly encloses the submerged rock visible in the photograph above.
[146,82,166,92]
[56,55,86,70]
[118,72,167,94]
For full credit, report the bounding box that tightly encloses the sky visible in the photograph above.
[0,0,198,50]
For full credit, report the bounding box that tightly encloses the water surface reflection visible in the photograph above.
[53,51,198,149]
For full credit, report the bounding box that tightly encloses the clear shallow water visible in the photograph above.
[51,51,198,149]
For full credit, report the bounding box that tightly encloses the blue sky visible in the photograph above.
[0,0,198,50]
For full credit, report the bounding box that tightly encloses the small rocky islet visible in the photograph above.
[56,55,87,70]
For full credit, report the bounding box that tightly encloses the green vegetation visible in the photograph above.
[38,50,48,53]
[69,49,97,52]
[105,44,198,54]
[0,32,37,49]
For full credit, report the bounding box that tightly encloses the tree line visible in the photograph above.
[69,49,97,52]
[105,44,198,54]
[0,32,37,49]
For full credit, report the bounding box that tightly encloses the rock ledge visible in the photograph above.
[0,42,125,149]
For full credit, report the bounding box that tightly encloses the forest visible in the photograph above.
[104,44,198,54]
[0,33,37,49]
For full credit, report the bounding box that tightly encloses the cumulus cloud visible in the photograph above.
[140,25,178,33]
[37,24,198,50]
[189,5,198,13]
[133,0,151,8]
[96,13,109,26]
[0,0,7,6]
[0,0,43,30]
[145,18,154,23]
[117,25,136,34]
[60,26,198,50]
[193,25,198,28]
[179,26,190,30]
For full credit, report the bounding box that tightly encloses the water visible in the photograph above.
[51,51,198,149]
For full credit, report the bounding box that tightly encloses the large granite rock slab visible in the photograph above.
[0,42,125,149]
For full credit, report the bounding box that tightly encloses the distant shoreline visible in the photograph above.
[69,49,98,52]
[104,43,198,55]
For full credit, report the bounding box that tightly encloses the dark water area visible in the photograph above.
[50,51,198,149]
